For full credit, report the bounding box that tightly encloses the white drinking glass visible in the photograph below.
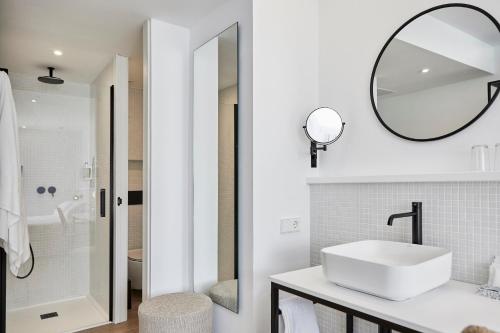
[471,145,490,172]
[494,144,500,171]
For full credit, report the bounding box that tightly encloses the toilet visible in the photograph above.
[128,249,142,290]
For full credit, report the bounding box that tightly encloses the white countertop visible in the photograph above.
[270,266,500,333]
[306,172,500,184]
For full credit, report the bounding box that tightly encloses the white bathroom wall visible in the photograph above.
[317,0,500,176]
[311,2,500,332]
[189,0,253,331]
[252,0,319,332]
[143,19,191,297]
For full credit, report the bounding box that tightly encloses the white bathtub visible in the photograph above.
[27,213,61,226]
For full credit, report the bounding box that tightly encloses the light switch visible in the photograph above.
[280,217,300,234]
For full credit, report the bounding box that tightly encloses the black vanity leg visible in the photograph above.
[1,249,6,333]
[271,283,280,333]
[379,326,391,333]
[346,313,354,333]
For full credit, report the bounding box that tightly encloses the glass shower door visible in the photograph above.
[5,73,109,333]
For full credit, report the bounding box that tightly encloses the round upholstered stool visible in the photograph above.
[208,280,237,313]
[139,293,213,333]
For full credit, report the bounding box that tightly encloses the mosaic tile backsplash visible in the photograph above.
[310,182,500,333]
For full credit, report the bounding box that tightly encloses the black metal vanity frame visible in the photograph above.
[271,282,421,333]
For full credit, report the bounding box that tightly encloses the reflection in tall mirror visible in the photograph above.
[193,23,238,313]
[371,4,500,141]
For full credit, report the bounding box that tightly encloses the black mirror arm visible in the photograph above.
[304,122,345,168]
[310,142,327,168]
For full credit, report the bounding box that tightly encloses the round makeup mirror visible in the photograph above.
[303,107,345,168]
[305,107,345,144]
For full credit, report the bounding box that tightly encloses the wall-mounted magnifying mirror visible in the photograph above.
[193,23,239,313]
[303,107,345,168]
[371,4,500,142]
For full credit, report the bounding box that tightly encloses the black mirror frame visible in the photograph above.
[370,3,500,142]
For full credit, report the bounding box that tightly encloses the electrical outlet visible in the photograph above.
[280,217,300,234]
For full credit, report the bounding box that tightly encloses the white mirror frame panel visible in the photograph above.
[193,37,220,293]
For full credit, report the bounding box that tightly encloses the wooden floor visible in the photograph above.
[80,291,141,333]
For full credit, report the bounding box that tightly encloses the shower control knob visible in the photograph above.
[48,186,57,197]
[36,186,46,194]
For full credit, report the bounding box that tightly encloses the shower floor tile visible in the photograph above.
[7,296,109,333]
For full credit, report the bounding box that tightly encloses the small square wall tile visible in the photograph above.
[310,181,500,333]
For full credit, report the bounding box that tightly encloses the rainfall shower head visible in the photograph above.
[38,67,64,85]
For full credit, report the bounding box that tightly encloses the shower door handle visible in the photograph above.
[100,189,106,217]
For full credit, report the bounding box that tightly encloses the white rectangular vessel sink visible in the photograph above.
[321,240,452,301]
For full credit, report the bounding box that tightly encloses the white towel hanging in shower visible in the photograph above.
[0,71,30,275]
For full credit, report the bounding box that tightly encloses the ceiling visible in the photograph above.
[218,25,238,90]
[430,7,500,46]
[376,39,491,96]
[0,0,231,84]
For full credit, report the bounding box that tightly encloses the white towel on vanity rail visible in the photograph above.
[279,296,320,333]
[0,71,30,275]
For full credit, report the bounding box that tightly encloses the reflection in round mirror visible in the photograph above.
[371,4,500,141]
[305,107,344,144]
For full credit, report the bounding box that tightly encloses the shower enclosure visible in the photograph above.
[3,56,129,333]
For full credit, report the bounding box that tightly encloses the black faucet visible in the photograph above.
[387,202,423,245]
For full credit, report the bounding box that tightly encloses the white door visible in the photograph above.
[113,55,129,323]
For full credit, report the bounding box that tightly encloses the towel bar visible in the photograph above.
[276,301,317,315]
[271,282,415,333]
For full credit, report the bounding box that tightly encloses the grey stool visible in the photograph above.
[139,293,213,333]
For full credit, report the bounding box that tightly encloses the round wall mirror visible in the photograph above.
[371,4,500,142]
[305,107,344,144]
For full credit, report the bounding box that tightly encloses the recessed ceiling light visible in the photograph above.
[53,50,63,56]
[21,125,27,129]
[31,99,37,103]
[421,68,430,74]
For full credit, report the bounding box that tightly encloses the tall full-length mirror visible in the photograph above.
[193,23,238,313]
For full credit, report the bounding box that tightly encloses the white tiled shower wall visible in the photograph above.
[310,182,500,333]
[6,74,94,310]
